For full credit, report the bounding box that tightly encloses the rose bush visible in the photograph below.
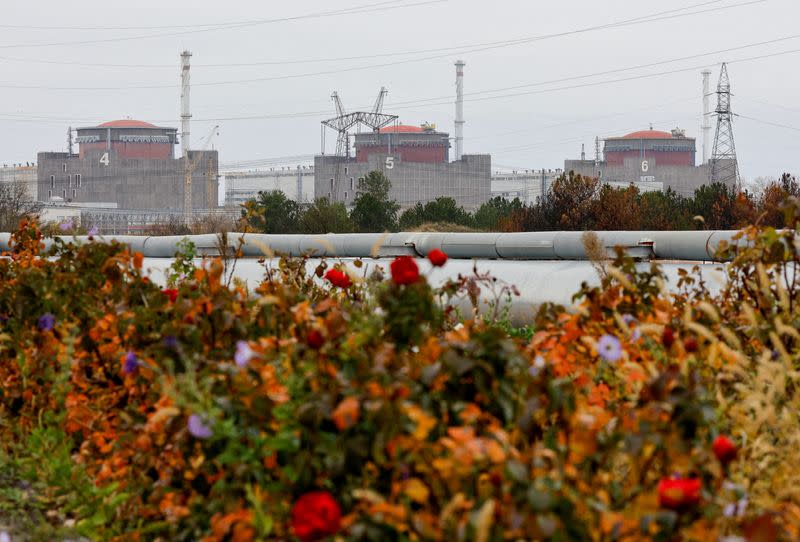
[0,202,797,540]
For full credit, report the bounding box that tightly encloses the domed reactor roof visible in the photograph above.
[98,119,158,129]
[380,125,425,133]
[621,130,674,140]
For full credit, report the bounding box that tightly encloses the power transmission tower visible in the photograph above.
[709,63,739,189]
[321,88,398,157]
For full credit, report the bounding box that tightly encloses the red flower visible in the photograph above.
[657,478,702,510]
[390,256,420,285]
[712,435,737,464]
[291,491,342,542]
[662,327,675,348]
[325,269,352,289]
[162,288,178,303]
[428,249,448,267]
[684,337,699,352]
[307,330,325,350]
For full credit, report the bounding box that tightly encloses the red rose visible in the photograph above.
[662,327,675,348]
[428,249,448,267]
[307,329,325,350]
[684,337,699,352]
[390,256,420,285]
[162,288,178,303]
[325,269,352,289]
[291,491,342,542]
[657,478,702,510]
[712,435,737,465]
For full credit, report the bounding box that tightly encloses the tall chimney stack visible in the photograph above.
[701,70,712,164]
[181,51,192,158]
[454,60,465,161]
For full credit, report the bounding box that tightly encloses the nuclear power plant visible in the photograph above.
[313,61,492,210]
[564,64,739,197]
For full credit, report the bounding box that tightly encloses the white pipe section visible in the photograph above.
[180,51,192,157]
[0,231,756,262]
[702,70,712,165]
[140,257,728,324]
[454,60,465,161]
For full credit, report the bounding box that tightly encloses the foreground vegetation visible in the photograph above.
[0,201,799,540]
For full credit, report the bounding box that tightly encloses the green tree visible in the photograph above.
[242,190,300,234]
[349,171,399,232]
[398,197,473,230]
[473,197,523,231]
[549,171,600,230]
[638,188,690,230]
[300,197,355,234]
[691,183,737,230]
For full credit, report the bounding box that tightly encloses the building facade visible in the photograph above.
[315,124,491,210]
[224,167,315,207]
[37,120,218,210]
[564,128,732,197]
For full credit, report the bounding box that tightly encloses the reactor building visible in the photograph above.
[37,119,218,211]
[564,127,734,197]
[315,123,490,210]
[314,63,491,211]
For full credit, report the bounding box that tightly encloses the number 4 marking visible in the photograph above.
[99,152,110,166]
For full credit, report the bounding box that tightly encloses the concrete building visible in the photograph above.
[315,124,491,210]
[564,128,733,197]
[224,167,315,206]
[0,163,38,199]
[37,119,218,211]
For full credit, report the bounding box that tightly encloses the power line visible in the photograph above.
[0,0,421,30]
[0,0,732,68]
[0,0,764,89]
[738,114,800,133]
[0,0,442,49]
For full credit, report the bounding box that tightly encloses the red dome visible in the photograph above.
[622,130,673,140]
[98,119,157,128]
[380,125,425,133]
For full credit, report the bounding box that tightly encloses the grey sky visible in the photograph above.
[2,0,799,181]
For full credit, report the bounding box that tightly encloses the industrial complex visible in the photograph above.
[3,51,746,231]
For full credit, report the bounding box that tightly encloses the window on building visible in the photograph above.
[62,189,66,199]
[330,178,334,191]
[350,177,354,190]
[72,189,77,199]
[76,174,81,187]
[344,167,348,174]
[50,175,55,188]
[67,175,71,187]
[62,163,67,172]
[344,191,348,200]
[48,190,52,198]
[328,192,331,198]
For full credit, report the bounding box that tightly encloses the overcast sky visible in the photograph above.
[2,0,799,181]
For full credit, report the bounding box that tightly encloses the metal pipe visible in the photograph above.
[454,60,465,161]
[0,231,759,262]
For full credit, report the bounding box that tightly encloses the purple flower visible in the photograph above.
[164,336,179,349]
[0,531,11,542]
[37,313,55,331]
[58,221,72,232]
[88,226,99,237]
[622,314,637,326]
[234,340,254,367]
[123,351,139,374]
[597,334,623,363]
[529,355,546,378]
[188,414,213,439]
